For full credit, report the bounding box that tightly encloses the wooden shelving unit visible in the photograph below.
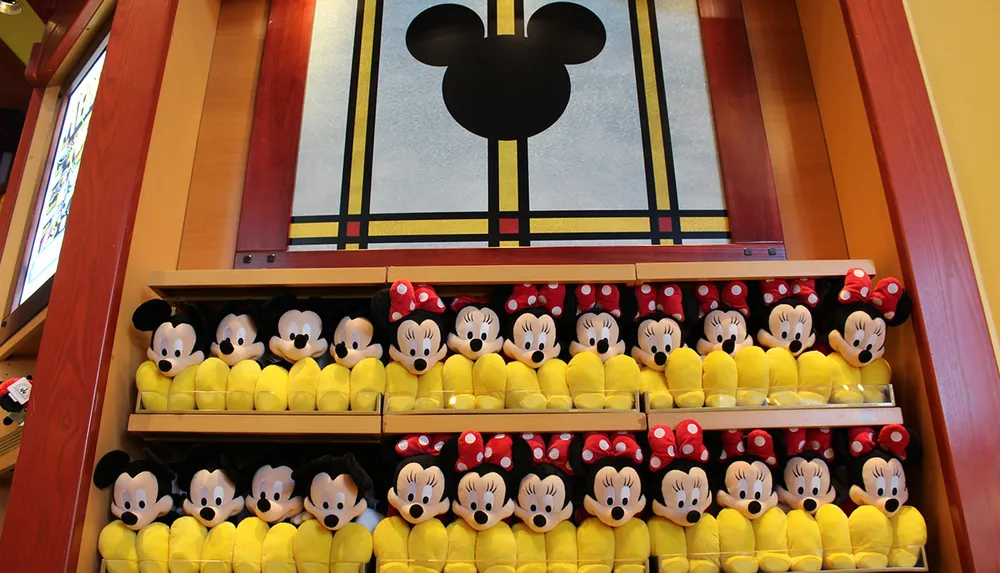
[148,267,387,299]
[128,408,382,439]
[0,308,46,361]
[634,259,874,282]
[382,407,646,434]
[646,403,903,430]
[0,425,22,473]
[386,264,637,285]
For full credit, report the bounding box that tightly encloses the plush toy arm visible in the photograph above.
[98,520,139,573]
[763,348,798,406]
[665,347,704,408]
[385,362,418,412]
[201,521,237,573]
[545,520,577,573]
[410,519,448,573]
[815,503,855,570]
[136,360,171,411]
[538,359,572,410]
[318,363,351,412]
[233,516,269,573]
[647,517,688,573]
[716,508,757,573]
[784,509,821,572]
[350,356,386,411]
[168,365,200,411]
[227,359,262,411]
[848,505,892,569]
[612,518,650,573]
[639,368,672,410]
[194,357,230,410]
[255,364,290,411]
[135,522,170,573]
[512,523,546,573]
[566,352,606,410]
[332,522,375,573]
[733,346,768,407]
[414,362,445,410]
[827,353,863,404]
[795,350,832,405]
[860,358,892,403]
[373,515,411,573]
[576,517,613,573]
[702,352,737,408]
[443,354,476,410]
[889,506,927,568]
[261,522,297,573]
[288,357,322,411]
[686,514,721,573]
[445,519,477,573]
[294,519,333,573]
[505,361,545,410]
[603,355,640,410]
[473,353,506,410]
[477,521,517,573]
[168,516,208,573]
[751,506,790,572]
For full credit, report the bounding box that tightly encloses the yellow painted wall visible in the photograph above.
[904,0,1000,346]
[0,1,44,63]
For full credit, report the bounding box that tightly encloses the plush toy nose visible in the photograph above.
[335,342,349,358]
[257,498,272,513]
[803,498,817,512]
[686,510,701,524]
[219,339,234,355]
[474,510,489,525]
[200,507,216,521]
[413,358,427,372]
[597,339,610,354]
[121,511,138,526]
[747,500,762,515]
[654,351,667,366]
[611,507,624,521]
[324,514,340,529]
[294,334,309,349]
[157,360,172,373]
[859,349,873,364]
[789,340,802,354]
[469,338,483,352]
[885,498,900,513]
[408,505,424,519]
[532,514,547,528]
[722,339,735,354]
[531,350,545,363]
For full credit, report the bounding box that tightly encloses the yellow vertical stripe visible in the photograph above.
[496,0,516,35]
[635,0,671,210]
[498,140,519,211]
[348,0,379,214]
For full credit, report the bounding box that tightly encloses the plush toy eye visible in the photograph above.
[678,500,684,508]
[161,349,167,356]
[337,502,344,510]
[424,349,430,356]
[174,350,181,357]
[781,331,788,339]
[410,349,416,356]
[606,496,613,505]
[812,487,819,495]
[485,502,493,511]
[471,502,478,510]
[691,498,698,506]
[716,335,723,343]
[422,496,429,504]
[353,342,359,349]
[202,497,209,506]
[480,333,487,341]
[650,346,657,353]
[273,492,281,501]
[891,487,897,495]
[289,333,296,341]
[138,500,146,509]
[853,339,860,347]
[538,343,545,350]
[407,493,415,502]
[754,491,761,500]
[530,504,536,511]
[877,487,884,496]
[866,343,873,350]
[124,501,131,510]
[238,338,244,345]
[590,338,596,346]
[467,332,474,340]
[215,497,222,505]
[665,345,671,352]
[545,505,552,512]
[739,491,746,499]
[323,501,330,509]
[524,342,531,350]
[797,487,804,495]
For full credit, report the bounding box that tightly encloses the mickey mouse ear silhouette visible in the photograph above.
[527,2,606,65]
[407,4,486,67]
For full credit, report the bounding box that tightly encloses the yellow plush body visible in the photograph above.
[136,361,172,411]
[479,523,518,573]
[814,504,854,570]
[702,351,737,408]
[716,509,756,573]
[795,351,832,405]
[648,515,720,573]
[687,515,722,573]
[331,522,374,573]
[410,519,449,573]
[255,364,290,411]
[537,360,572,410]
[828,353,863,404]
[666,347,704,408]
[752,507,790,572]
[446,519,476,573]
[319,358,387,412]
[294,519,333,573]
[764,348,799,406]
[99,520,139,573]
[384,362,444,411]
[638,368,672,410]
[169,516,208,573]
[848,505,891,569]
[168,364,200,411]
[202,521,238,573]
[194,357,230,410]
[288,358,323,411]
[566,353,606,410]
[373,515,410,573]
[859,359,892,403]
[576,517,648,573]
[444,353,506,410]
[227,360,262,411]
[261,522,297,573]
[511,519,577,573]
[233,517,269,573]
[443,355,476,410]
[783,510,821,572]
[733,346,768,407]
[603,355,641,409]
[136,522,169,573]
[506,361,572,410]
[889,506,926,568]
[318,363,352,411]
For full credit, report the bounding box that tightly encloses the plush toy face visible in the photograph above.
[776,457,834,514]
[303,472,368,531]
[388,319,447,375]
[448,307,503,360]
[211,313,265,366]
[849,456,908,517]
[332,316,383,368]
[183,469,244,528]
[388,461,449,524]
[453,470,515,531]
[246,465,303,523]
[583,465,646,527]
[514,473,572,533]
[503,313,561,368]
[570,312,625,361]
[110,471,174,530]
[652,467,712,527]
[757,304,815,357]
[717,460,777,519]
[829,310,887,368]
[146,322,204,376]
[696,310,752,356]
[269,309,328,362]
[631,317,684,371]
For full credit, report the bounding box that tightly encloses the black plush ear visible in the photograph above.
[371,289,392,332]
[527,2,606,65]
[901,426,923,467]
[183,304,209,351]
[94,450,131,489]
[886,291,913,327]
[407,4,485,67]
[342,453,375,497]
[132,299,172,332]
[262,293,296,331]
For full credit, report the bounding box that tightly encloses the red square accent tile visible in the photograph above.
[499,218,519,235]
[658,217,673,233]
[347,221,361,237]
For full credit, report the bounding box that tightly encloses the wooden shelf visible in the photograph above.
[148,267,387,299]
[646,404,903,430]
[387,264,637,285]
[634,259,875,282]
[128,410,382,439]
[382,409,646,434]
[0,308,46,361]
[0,424,22,473]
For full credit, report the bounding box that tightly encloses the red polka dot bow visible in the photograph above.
[695,281,749,318]
[838,269,906,320]
[847,425,910,460]
[456,431,515,472]
[450,295,490,313]
[647,421,709,471]
[634,284,684,321]
[389,281,446,322]
[522,433,574,475]
[580,432,643,465]
[576,284,621,318]
[506,284,566,317]
[395,434,449,457]
[719,429,777,466]
[784,427,835,462]
[760,279,819,308]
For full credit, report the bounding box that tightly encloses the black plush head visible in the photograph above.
[569,284,633,363]
[514,433,578,533]
[386,434,452,525]
[691,281,753,357]
[645,422,713,527]
[712,429,780,520]
[293,454,374,531]
[627,284,698,371]
[441,431,532,531]
[447,295,504,360]
[263,294,331,363]
[93,450,176,531]
[244,451,305,524]
[826,270,912,368]
[132,299,207,377]
[407,2,606,140]
[574,432,647,527]
[499,284,572,369]
[773,428,837,515]
[177,445,246,528]
[841,425,921,518]
[752,279,830,357]
[330,300,384,368]
[372,281,448,375]
[211,301,266,366]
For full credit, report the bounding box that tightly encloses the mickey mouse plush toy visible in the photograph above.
[195,301,267,411]
[443,295,506,410]
[575,432,649,573]
[512,433,579,573]
[372,281,449,411]
[692,282,769,408]
[843,425,926,569]
[502,284,573,410]
[0,376,30,426]
[826,269,912,404]
[628,284,703,409]
[132,299,208,411]
[319,300,386,412]
[645,421,720,573]
[567,284,641,410]
[260,294,332,412]
[233,453,305,573]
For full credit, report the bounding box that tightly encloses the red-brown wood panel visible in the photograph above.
[698,0,782,244]
[0,89,43,255]
[236,0,314,253]
[841,1,1000,570]
[0,0,180,570]
[25,0,107,87]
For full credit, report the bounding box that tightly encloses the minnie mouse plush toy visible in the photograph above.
[443,295,506,410]
[501,284,573,410]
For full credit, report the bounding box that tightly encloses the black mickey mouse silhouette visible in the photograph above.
[407,2,606,140]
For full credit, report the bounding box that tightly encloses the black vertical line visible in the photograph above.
[628,0,660,246]
[514,0,529,245]
[513,0,524,37]
[336,0,368,250]
[358,0,385,249]
[487,0,500,247]
[645,0,682,244]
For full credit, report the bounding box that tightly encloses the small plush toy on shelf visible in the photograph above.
[0,375,31,426]
[843,425,926,568]
[512,433,579,573]
[567,284,641,410]
[260,294,331,412]
[826,269,912,404]
[443,295,506,410]
[233,454,304,573]
[715,429,789,573]
[575,432,649,573]
[501,284,573,410]
[628,284,703,409]
[753,279,833,406]
[319,301,386,412]
[692,282,769,408]
[373,281,449,411]
[646,421,720,573]
[131,299,208,411]
[775,428,854,570]
[194,301,266,411]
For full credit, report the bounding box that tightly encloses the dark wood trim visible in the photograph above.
[0,0,180,570]
[841,1,1000,570]
[0,89,43,259]
[697,0,783,243]
[236,0,313,253]
[25,0,110,88]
